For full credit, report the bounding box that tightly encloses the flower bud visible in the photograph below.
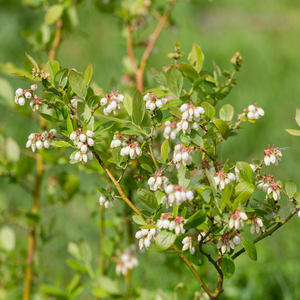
[81,145,88,153]
[75,152,81,160]
[233,236,241,245]
[136,147,142,156]
[50,129,56,136]
[156,100,163,108]
[162,220,170,229]
[79,134,86,142]
[87,152,93,160]
[19,97,25,106]
[141,229,148,236]
[104,200,110,208]
[264,156,271,166]
[180,103,188,112]
[36,140,43,149]
[26,140,32,148]
[86,130,94,137]
[25,92,32,99]
[82,154,88,162]
[100,97,107,105]
[44,140,50,148]
[186,191,194,201]
[169,221,176,231]
[15,88,23,96]
[149,103,156,111]
[99,195,106,205]
[31,84,37,90]
[135,231,143,239]
[87,138,94,147]
[144,238,151,249]
[107,104,112,113]
[239,212,248,220]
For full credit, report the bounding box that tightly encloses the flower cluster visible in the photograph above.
[143,93,169,111]
[147,172,169,191]
[26,129,56,152]
[173,144,195,168]
[135,227,158,250]
[162,185,194,207]
[70,129,95,163]
[32,67,50,79]
[250,216,265,234]
[263,145,282,166]
[228,208,248,230]
[216,232,242,254]
[156,213,186,236]
[100,91,124,115]
[177,103,205,134]
[182,236,196,255]
[257,174,281,201]
[115,250,138,276]
[241,104,265,120]
[15,84,38,107]
[214,171,236,190]
[119,137,143,159]
[163,120,178,140]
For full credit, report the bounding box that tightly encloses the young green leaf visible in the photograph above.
[39,113,61,123]
[220,182,233,210]
[132,90,145,126]
[77,102,91,123]
[178,63,199,81]
[177,165,190,189]
[234,182,255,204]
[242,237,257,261]
[285,129,300,136]
[155,230,177,251]
[69,70,87,100]
[167,65,183,97]
[212,119,230,140]
[184,209,206,230]
[54,68,68,89]
[123,94,133,116]
[112,147,122,166]
[44,61,60,85]
[51,141,72,147]
[45,4,64,25]
[151,67,168,88]
[66,114,73,135]
[84,63,93,86]
[161,139,169,162]
[25,52,39,69]
[190,129,203,147]
[205,169,217,196]
[188,44,204,73]
[219,104,234,121]
[285,179,297,199]
[236,161,254,184]
[221,255,235,278]
[132,215,147,225]
[295,108,300,127]
[201,101,215,120]
[189,248,204,266]
[173,282,188,300]
[136,188,158,210]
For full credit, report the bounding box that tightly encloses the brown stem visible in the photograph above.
[126,25,138,72]
[48,19,63,61]
[22,129,44,300]
[232,208,297,260]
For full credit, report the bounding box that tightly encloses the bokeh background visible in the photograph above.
[1,0,300,299]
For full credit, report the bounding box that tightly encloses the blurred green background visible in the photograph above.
[1,0,300,299]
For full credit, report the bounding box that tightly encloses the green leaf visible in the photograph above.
[0,227,15,251]
[236,161,254,184]
[25,52,39,69]
[44,60,60,85]
[188,44,204,73]
[167,65,183,97]
[40,285,68,297]
[295,108,300,127]
[84,63,93,86]
[45,4,64,25]
[173,282,188,300]
[151,67,168,88]
[201,101,215,120]
[161,139,169,162]
[77,102,91,123]
[5,137,20,162]
[155,230,177,251]
[51,140,72,147]
[96,188,111,197]
[234,182,255,204]
[221,255,235,278]
[123,94,133,116]
[87,95,100,109]
[180,134,190,146]
[168,106,182,119]
[121,128,142,135]
[0,77,14,105]
[54,68,68,88]
[132,215,147,225]
[69,70,87,99]
[205,169,217,196]
[285,179,297,199]
[220,182,233,210]
[192,75,208,90]
[178,63,199,81]
[136,188,158,210]
[242,237,257,261]
[132,89,145,126]
[68,242,82,260]
[219,104,234,121]
[177,165,190,189]
[100,114,131,123]
[184,209,206,230]
[285,129,300,136]
[190,129,203,147]
[212,119,230,140]
[112,147,122,166]
[66,114,73,135]
[94,276,121,295]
